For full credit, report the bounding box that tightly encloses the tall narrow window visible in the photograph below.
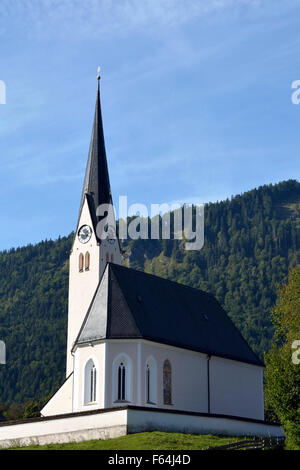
[145,357,157,404]
[118,363,126,401]
[146,364,150,403]
[85,251,90,271]
[111,253,114,263]
[84,359,97,405]
[163,359,172,405]
[79,253,84,272]
[90,365,96,402]
[106,252,109,263]
[113,354,132,404]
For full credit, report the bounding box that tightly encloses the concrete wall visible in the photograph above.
[126,408,284,438]
[0,409,128,449]
[0,407,283,449]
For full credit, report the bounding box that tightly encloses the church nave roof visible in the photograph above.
[75,263,264,368]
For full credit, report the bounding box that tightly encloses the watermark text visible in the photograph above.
[0,80,6,104]
[95,197,204,251]
[292,340,300,365]
[0,340,5,364]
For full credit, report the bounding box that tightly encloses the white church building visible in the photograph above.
[0,74,283,448]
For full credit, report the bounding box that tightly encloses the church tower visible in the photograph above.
[66,71,122,376]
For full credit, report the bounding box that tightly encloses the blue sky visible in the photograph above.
[0,0,300,249]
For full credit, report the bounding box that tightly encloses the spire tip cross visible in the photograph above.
[97,66,101,81]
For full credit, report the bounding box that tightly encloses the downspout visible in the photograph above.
[71,349,75,412]
[207,354,211,414]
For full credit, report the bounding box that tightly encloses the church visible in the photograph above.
[41,72,265,419]
[0,73,283,448]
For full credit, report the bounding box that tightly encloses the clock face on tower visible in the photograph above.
[78,225,92,244]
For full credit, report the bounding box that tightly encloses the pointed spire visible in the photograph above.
[79,67,112,227]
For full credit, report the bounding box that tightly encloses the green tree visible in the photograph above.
[23,400,40,419]
[264,266,300,449]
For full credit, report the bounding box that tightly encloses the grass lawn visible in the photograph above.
[8,431,245,450]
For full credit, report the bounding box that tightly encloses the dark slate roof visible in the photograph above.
[78,79,112,234]
[75,263,264,367]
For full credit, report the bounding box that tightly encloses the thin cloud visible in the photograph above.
[0,0,263,38]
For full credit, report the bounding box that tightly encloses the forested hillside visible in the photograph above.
[0,179,299,406]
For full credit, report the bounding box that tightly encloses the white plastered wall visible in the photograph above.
[99,238,122,280]
[44,338,264,421]
[66,196,122,377]
[105,341,139,408]
[41,373,74,417]
[141,341,208,412]
[209,356,264,420]
[105,340,208,413]
[66,197,100,376]
[104,339,264,420]
[73,343,106,413]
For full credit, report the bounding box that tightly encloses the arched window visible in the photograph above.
[84,359,97,404]
[79,253,84,272]
[111,253,114,263]
[163,359,172,405]
[112,354,132,403]
[145,356,157,404]
[85,251,90,271]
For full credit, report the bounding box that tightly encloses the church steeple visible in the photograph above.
[66,69,122,377]
[79,68,112,230]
